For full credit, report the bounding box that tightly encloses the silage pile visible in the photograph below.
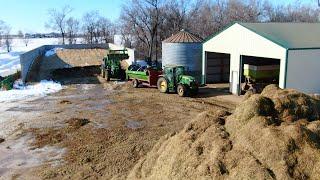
[128,85,320,179]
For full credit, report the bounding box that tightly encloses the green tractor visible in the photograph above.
[157,65,199,97]
[101,49,129,81]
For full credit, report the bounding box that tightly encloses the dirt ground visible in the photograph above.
[126,85,320,179]
[0,75,239,179]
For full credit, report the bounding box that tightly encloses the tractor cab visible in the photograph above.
[157,65,199,97]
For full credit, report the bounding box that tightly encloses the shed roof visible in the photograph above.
[163,29,203,43]
[205,22,320,50]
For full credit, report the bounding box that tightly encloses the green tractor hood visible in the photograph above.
[180,75,198,86]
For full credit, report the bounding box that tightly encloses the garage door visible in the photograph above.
[206,52,230,83]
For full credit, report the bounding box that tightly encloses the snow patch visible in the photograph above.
[0,80,62,103]
[0,52,21,77]
[45,48,64,57]
[0,134,66,178]
[0,38,62,77]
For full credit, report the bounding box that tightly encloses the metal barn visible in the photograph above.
[162,29,203,81]
[202,22,320,95]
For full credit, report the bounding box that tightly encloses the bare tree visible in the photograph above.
[119,23,135,48]
[46,5,73,44]
[82,11,99,44]
[17,30,24,38]
[264,1,320,22]
[118,0,320,60]
[120,0,164,61]
[0,20,5,47]
[98,17,115,44]
[66,17,79,44]
[3,24,12,52]
[23,33,30,47]
[161,0,190,37]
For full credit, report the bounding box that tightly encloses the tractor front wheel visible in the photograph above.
[132,79,139,88]
[177,84,187,97]
[157,77,168,93]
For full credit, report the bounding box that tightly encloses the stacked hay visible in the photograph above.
[128,85,320,179]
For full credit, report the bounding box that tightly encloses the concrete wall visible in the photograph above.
[203,23,287,95]
[20,46,47,82]
[287,49,320,94]
[20,43,135,82]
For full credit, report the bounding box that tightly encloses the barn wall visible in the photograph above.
[203,23,287,94]
[287,49,320,94]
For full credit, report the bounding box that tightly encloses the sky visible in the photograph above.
[0,0,317,34]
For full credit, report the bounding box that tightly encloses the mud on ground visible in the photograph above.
[1,76,238,179]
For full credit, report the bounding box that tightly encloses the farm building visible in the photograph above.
[162,29,203,81]
[202,22,320,95]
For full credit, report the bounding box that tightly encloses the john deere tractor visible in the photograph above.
[157,65,199,97]
[101,49,129,81]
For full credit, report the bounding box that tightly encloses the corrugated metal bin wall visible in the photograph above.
[162,42,202,82]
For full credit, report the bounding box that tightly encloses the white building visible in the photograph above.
[202,22,320,95]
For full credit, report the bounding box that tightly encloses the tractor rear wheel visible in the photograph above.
[132,79,139,88]
[177,84,187,97]
[105,70,111,81]
[101,67,105,78]
[190,87,199,96]
[120,70,126,81]
[157,77,168,93]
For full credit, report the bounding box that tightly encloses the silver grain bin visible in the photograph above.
[162,29,203,81]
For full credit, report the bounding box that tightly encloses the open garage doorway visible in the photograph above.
[205,52,230,83]
[240,55,280,95]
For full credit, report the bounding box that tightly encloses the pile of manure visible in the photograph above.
[128,85,320,179]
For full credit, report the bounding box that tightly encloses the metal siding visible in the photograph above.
[162,42,202,81]
[240,23,320,49]
[287,49,320,94]
[203,23,287,95]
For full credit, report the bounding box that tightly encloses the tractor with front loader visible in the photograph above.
[157,65,199,97]
[101,49,129,81]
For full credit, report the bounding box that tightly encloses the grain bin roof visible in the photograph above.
[163,29,203,43]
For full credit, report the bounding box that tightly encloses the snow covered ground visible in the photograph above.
[44,47,64,57]
[0,80,62,103]
[0,38,61,77]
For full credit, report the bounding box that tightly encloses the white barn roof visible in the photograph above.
[205,22,320,49]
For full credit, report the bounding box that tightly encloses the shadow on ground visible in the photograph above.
[52,66,101,85]
[195,85,231,98]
